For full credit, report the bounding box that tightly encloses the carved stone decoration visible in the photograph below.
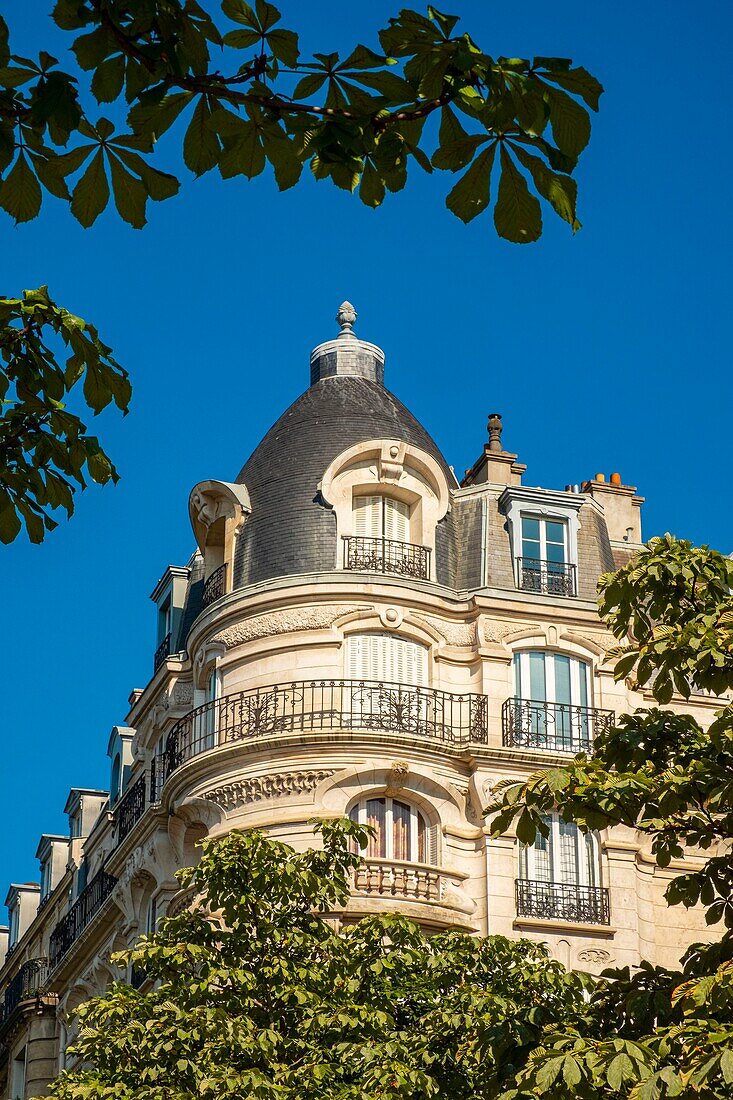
[385,761,409,795]
[214,605,369,648]
[577,948,612,964]
[412,614,477,647]
[204,770,336,811]
[479,618,539,645]
[173,680,194,706]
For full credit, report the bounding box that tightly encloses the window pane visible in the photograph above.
[554,655,572,705]
[417,814,426,863]
[546,521,565,546]
[546,542,566,565]
[366,798,386,858]
[522,517,540,541]
[558,819,580,884]
[528,652,547,701]
[584,833,598,886]
[392,799,410,861]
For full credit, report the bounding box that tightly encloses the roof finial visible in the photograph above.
[487,412,503,453]
[336,300,357,335]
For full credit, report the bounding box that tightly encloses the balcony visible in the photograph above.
[516,557,576,597]
[153,631,171,674]
[0,958,48,1034]
[49,870,117,970]
[151,680,489,799]
[113,774,147,847]
[515,879,610,925]
[502,698,613,753]
[202,563,227,609]
[352,860,441,903]
[342,535,430,580]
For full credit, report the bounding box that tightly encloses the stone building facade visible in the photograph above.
[0,304,720,1097]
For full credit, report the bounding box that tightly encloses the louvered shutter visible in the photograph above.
[354,495,381,537]
[346,633,427,687]
[384,497,410,541]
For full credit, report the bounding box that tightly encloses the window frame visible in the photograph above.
[349,796,428,863]
[520,812,600,888]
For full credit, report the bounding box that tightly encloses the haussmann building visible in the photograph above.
[0,303,718,1098]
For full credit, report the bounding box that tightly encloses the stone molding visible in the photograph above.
[214,605,365,648]
[203,770,336,811]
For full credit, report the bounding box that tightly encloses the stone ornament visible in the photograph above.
[385,761,409,795]
[204,769,336,812]
[577,948,612,964]
[214,605,366,648]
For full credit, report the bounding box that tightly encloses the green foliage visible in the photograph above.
[49,820,588,1100]
[0,286,129,542]
[0,5,603,543]
[488,536,733,1098]
[0,4,603,242]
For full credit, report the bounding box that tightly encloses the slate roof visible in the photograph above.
[232,376,453,588]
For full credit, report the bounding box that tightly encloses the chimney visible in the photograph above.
[461,413,526,487]
[582,472,645,545]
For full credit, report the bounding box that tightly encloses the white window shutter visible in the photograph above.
[384,497,409,541]
[354,495,381,537]
[345,633,428,686]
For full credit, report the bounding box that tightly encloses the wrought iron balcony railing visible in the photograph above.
[153,631,171,674]
[515,879,610,925]
[49,870,117,970]
[113,774,147,847]
[502,697,613,753]
[352,860,442,903]
[516,557,576,597]
[342,535,430,580]
[202,563,227,609]
[0,958,48,1032]
[151,680,489,800]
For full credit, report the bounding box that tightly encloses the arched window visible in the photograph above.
[349,797,429,863]
[511,651,592,751]
[110,753,121,806]
[519,813,599,888]
[344,494,430,579]
[346,632,428,686]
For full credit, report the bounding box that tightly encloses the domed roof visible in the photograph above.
[232,372,453,588]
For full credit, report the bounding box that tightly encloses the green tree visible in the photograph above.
[49,819,588,1100]
[1,3,603,542]
[488,535,733,1099]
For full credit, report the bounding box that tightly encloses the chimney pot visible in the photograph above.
[610,471,622,486]
[595,472,605,483]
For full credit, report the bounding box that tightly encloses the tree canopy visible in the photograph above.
[0,3,603,543]
[49,819,588,1100]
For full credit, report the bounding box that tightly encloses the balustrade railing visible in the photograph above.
[153,632,171,674]
[352,860,441,902]
[342,536,431,580]
[502,698,613,753]
[202,563,227,609]
[516,557,576,597]
[515,879,610,925]
[151,679,489,799]
[0,958,47,1031]
[49,870,117,970]
[113,774,147,846]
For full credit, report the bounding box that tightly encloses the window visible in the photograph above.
[8,902,19,948]
[110,753,121,806]
[158,597,172,646]
[346,633,427,686]
[354,495,410,542]
[191,666,218,754]
[519,516,574,595]
[511,652,591,751]
[10,1046,26,1100]
[146,895,158,937]
[40,859,52,902]
[349,798,428,863]
[520,814,598,888]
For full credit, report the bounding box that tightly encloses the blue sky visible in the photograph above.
[2,1,732,896]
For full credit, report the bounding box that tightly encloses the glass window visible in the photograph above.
[513,652,591,751]
[40,859,52,900]
[521,515,567,565]
[350,797,427,863]
[519,813,599,887]
[518,516,574,595]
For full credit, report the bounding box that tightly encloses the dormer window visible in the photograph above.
[8,899,19,949]
[150,566,189,676]
[343,493,430,579]
[498,487,583,598]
